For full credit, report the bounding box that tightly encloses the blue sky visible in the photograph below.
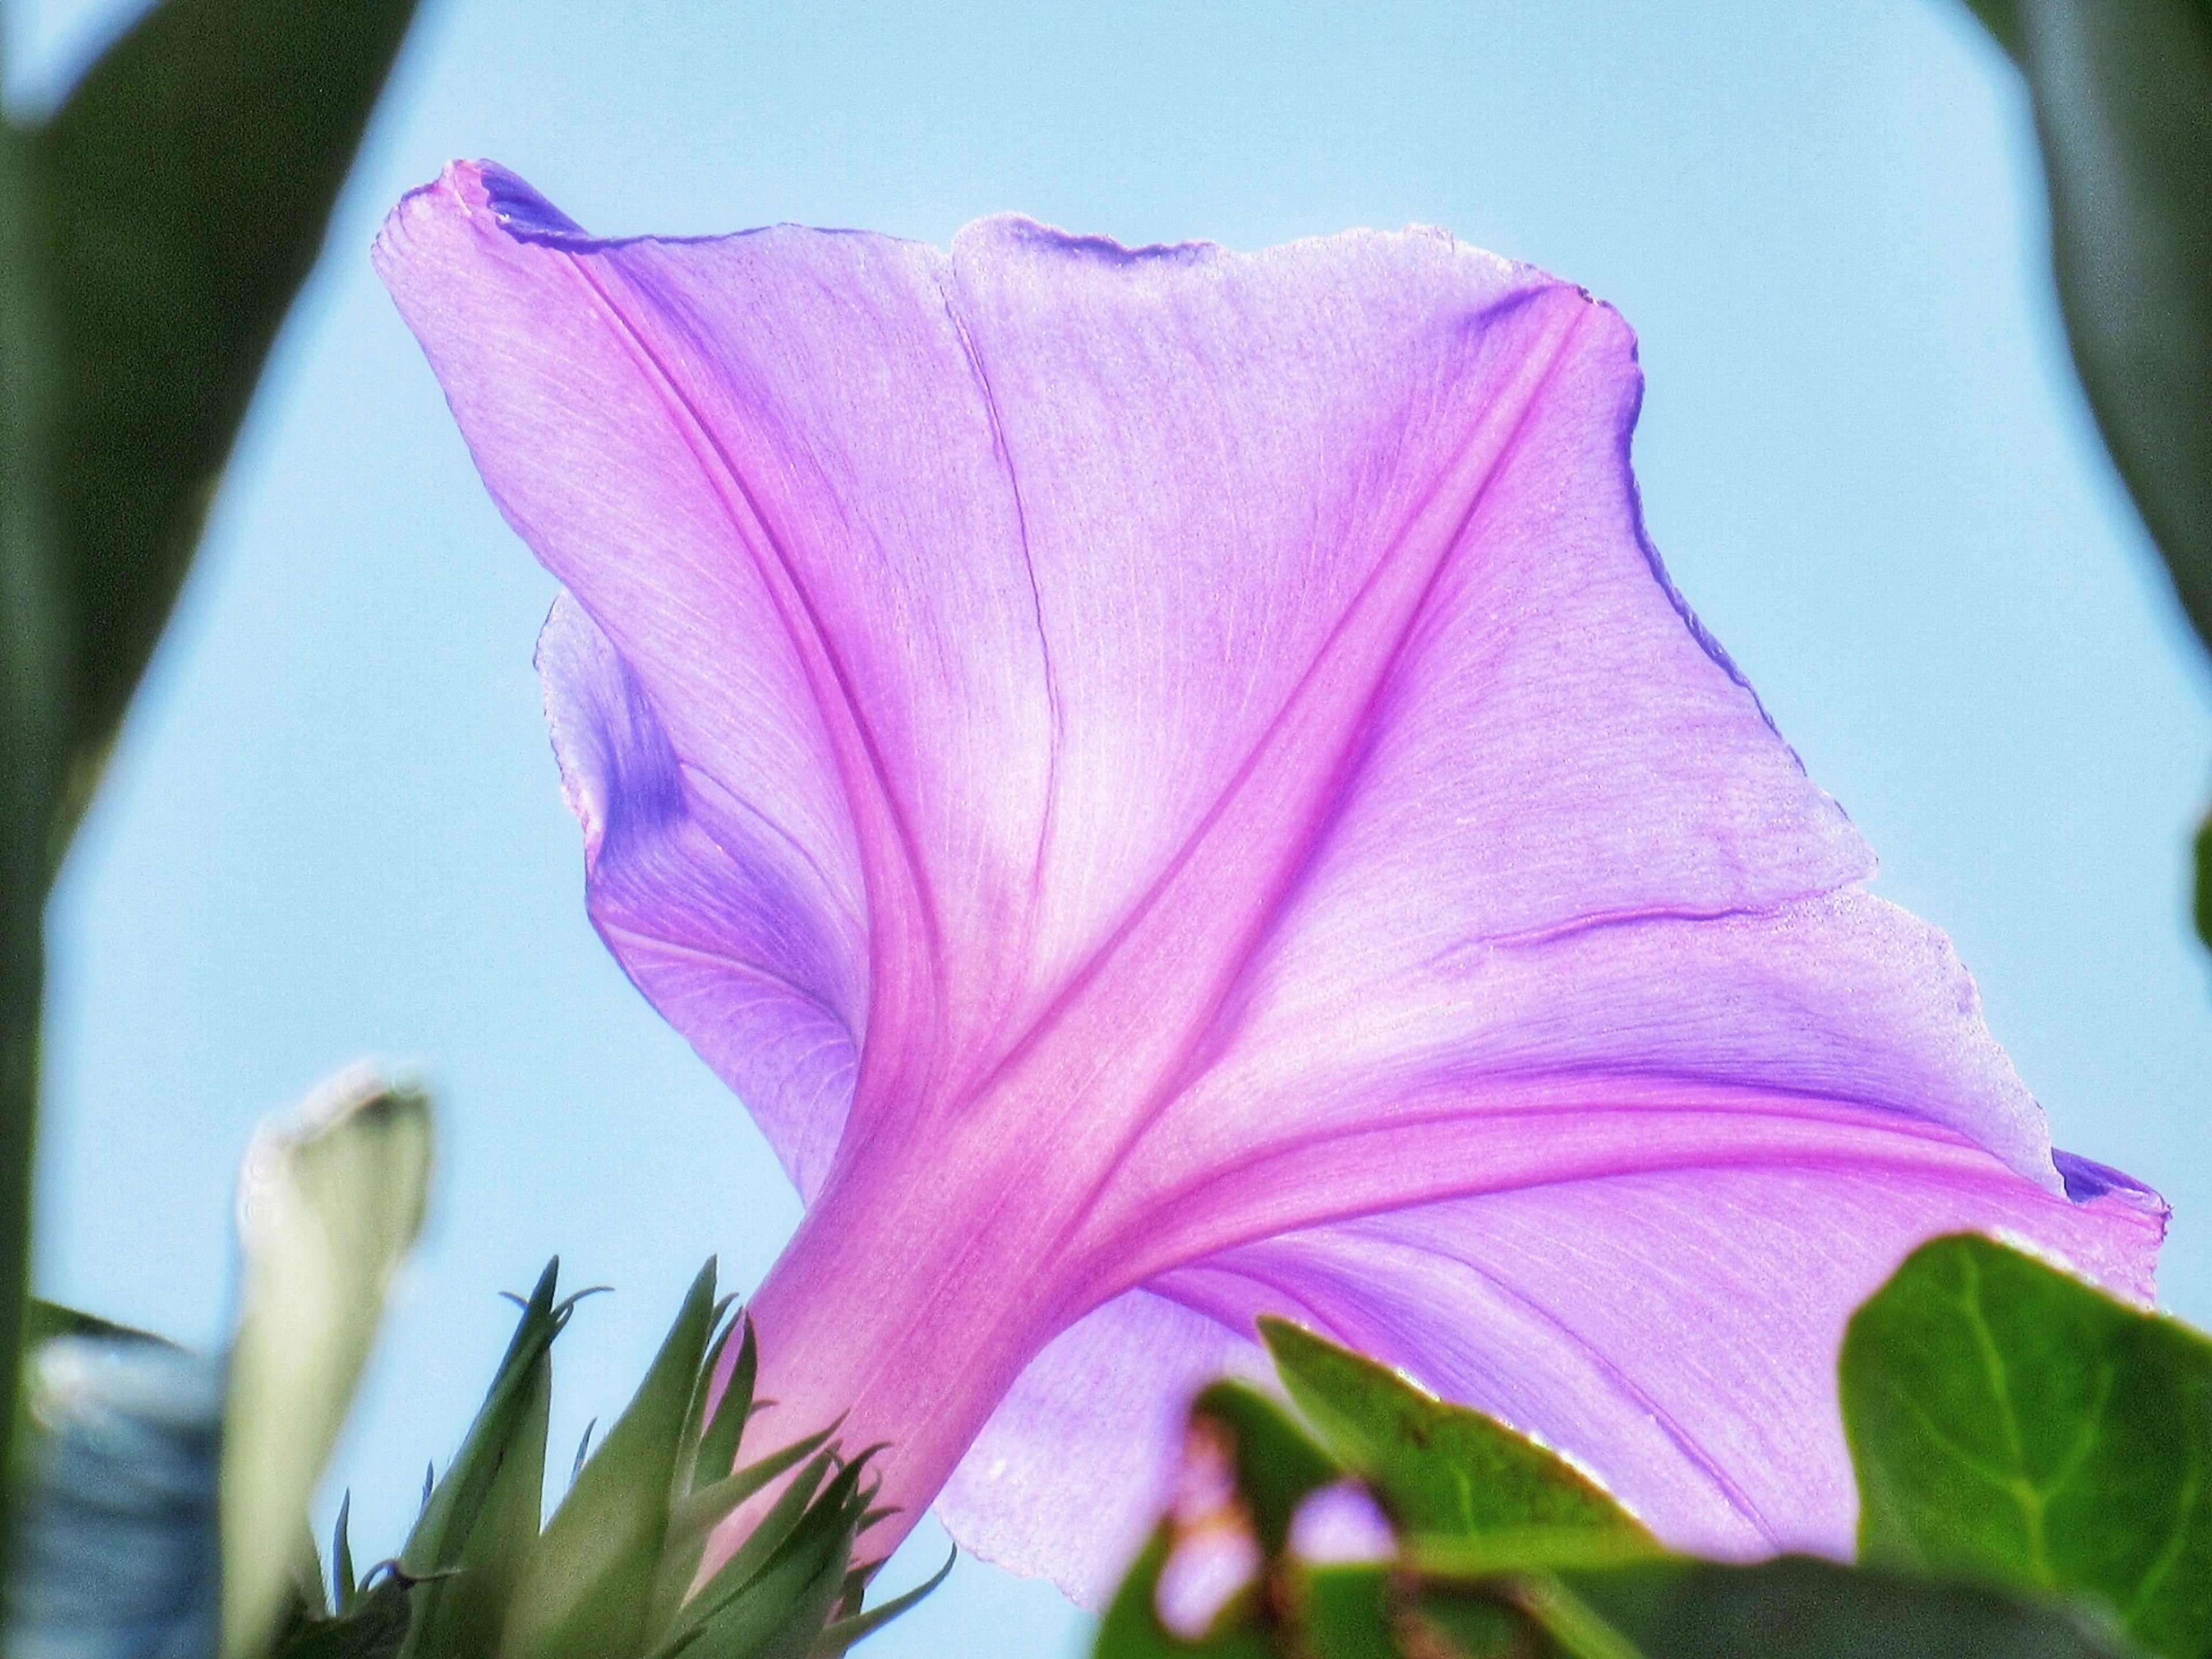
[8,1,2211,1653]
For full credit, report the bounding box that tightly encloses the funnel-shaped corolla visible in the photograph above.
[376,164,2164,1607]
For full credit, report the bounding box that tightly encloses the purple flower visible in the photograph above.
[376,162,2165,1606]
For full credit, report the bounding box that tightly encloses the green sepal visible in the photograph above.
[806,1546,955,1659]
[269,1575,415,1659]
[499,1260,721,1659]
[692,1317,756,1497]
[654,1455,873,1659]
[414,1352,550,1659]
[1260,1317,1653,1554]
[399,1261,566,1659]
[1842,1233,2212,1657]
[22,0,424,828]
[656,1450,838,1651]
[667,1429,839,1563]
[333,1495,359,1615]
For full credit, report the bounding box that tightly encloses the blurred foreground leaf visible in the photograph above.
[25,0,425,815]
[1842,1233,2212,1657]
[2193,810,2212,949]
[1963,0,2212,652]
[0,0,425,1554]
[223,1073,431,1659]
[1192,1380,1338,1555]
[1467,1555,2134,1659]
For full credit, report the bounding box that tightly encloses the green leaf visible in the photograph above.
[1841,1233,2212,1658]
[400,1261,566,1659]
[1291,1565,1396,1659]
[1260,1318,1655,1555]
[222,1072,432,1659]
[1090,1528,1274,1659]
[1550,1554,2141,1659]
[1981,0,2212,654]
[23,0,423,824]
[500,1261,721,1659]
[1191,1380,1342,1556]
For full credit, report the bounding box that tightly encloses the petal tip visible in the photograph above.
[2053,1148,2169,1220]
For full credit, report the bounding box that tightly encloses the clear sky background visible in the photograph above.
[6,2,2210,1653]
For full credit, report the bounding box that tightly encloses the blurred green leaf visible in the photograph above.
[22,1296,166,1350]
[1192,1380,1341,1556]
[1966,0,2026,56]
[1552,1555,2139,1659]
[1965,0,2212,653]
[1260,1319,1654,1554]
[222,1072,431,1659]
[0,114,62,1578]
[1092,1528,1272,1659]
[400,1261,566,1659]
[2192,808,2212,950]
[501,1261,720,1659]
[23,0,423,824]
[1293,1565,1396,1659]
[1842,1233,2212,1657]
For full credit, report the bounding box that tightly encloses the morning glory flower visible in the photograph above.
[376,162,2165,1606]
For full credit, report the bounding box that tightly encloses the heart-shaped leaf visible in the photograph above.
[1842,1233,2212,1658]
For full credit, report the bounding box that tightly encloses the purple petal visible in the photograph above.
[942,1143,2160,1600]
[537,596,859,1195]
[375,164,2165,1596]
[937,1290,1266,1607]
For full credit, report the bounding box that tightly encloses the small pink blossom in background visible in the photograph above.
[376,162,2164,1606]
